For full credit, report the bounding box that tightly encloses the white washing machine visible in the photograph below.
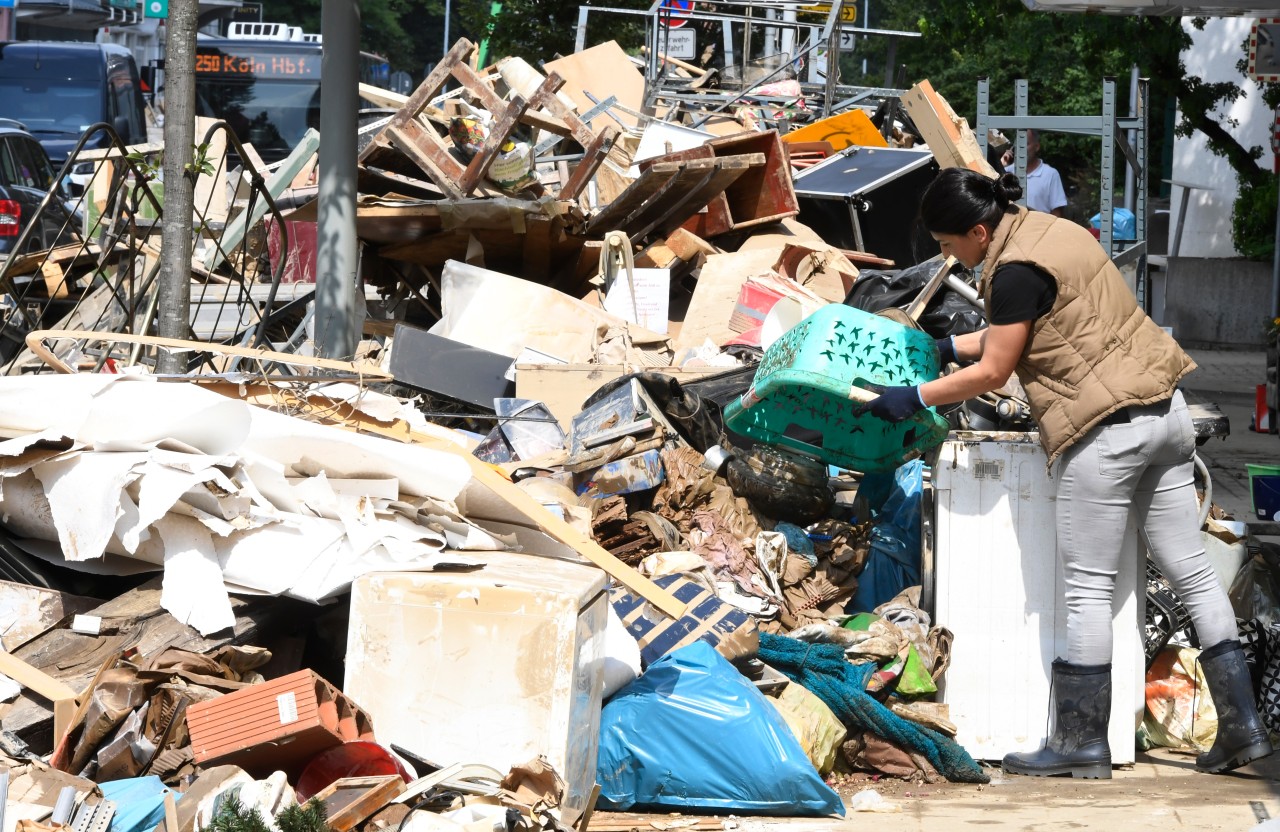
[931,432,1144,764]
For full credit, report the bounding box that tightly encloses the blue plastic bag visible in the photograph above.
[1089,207,1136,241]
[101,777,179,832]
[596,641,845,817]
[849,459,924,613]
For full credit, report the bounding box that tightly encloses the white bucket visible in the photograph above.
[761,296,824,350]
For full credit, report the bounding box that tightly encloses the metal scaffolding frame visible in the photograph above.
[573,3,919,126]
[975,77,1149,307]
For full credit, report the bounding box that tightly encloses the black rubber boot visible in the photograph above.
[1002,659,1112,779]
[1195,639,1274,773]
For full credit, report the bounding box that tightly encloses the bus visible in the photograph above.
[194,25,391,164]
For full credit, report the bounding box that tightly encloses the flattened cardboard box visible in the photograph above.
[185,669,375,773]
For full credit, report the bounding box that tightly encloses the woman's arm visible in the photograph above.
[952,328,987,363]
[920,320,1031,407]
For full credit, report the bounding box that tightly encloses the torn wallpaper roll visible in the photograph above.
[0,375,501,635]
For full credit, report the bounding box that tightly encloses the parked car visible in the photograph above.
[0,118,78,256]
[0,42,149,192]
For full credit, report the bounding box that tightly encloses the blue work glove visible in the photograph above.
[936,335,958,367]
[864,384,926,423]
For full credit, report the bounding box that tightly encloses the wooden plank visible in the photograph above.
[360,81,568,137]
[665,227,721,261]
[314,776,406,832]
[379,230,471,266]
[0,650,79,703]
[634,241,680,270]
[901,79,997,177]
[584,163,682,236]
[2,242,102,280]
[387,121,467,199]
[39,260,69,299]
[617,159,715,235]
[361,38,475,162]
[525,72,598,148]
[24,329,393,379]
[561,126,618,201]
[449,58,508,115]
[637,155,759,242]
[2,578,302,750]
[520,215,554,282]
[0,649,81,748]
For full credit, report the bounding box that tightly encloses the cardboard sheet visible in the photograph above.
[671,249,785,355]
[429,259,669,363]
[544,42,645,129]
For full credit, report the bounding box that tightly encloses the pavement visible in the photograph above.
[1182,347,1279,524]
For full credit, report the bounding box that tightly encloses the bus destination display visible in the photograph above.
[195,51,321,78]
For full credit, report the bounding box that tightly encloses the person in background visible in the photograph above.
[863,167,1273,779]
[1002,129,1068,217]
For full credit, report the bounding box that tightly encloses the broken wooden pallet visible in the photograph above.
[584,152,766,243]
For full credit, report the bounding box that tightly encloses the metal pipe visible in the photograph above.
[1125,65,1138,215]
[315,0,361,359]
[1272,177,1280,319]
[52,787,76,826]
[442,0,451,58]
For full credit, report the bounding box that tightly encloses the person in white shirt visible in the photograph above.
[1002,129,1068,217]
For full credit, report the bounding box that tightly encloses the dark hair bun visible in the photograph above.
[994,172,1024,206]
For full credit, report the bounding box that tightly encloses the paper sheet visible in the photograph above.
[33,451,145,561]
[157,515,236,635]
[603,268,671,335]
[0,374,513,630]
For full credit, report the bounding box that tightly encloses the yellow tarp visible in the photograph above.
[782,108,888,150]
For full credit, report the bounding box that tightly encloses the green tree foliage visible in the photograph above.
[455,0,649,66]
[260,0,445,79]
[200,793,330,832]
[865,0,1184,215]
[856,0,1280,256]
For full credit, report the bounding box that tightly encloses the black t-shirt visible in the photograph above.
[989,263,1058,325]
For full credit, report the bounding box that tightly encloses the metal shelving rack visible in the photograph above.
[975,77,1149,307]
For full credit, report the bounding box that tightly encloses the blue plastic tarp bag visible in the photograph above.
[101,777,179,832]
[849,459,924,614]
[596,641,845,817]
[1089,207,1136,241]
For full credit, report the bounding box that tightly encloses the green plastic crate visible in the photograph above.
[723,304,949,473]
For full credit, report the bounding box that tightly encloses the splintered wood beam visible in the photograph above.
[392,39,474,132]
[525,71,599,148]
[561,126,618,202]
[387,121,467,200]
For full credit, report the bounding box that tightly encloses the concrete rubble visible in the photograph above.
[0,23,1275,832]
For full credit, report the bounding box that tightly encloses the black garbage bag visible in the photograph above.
[843,260,986,339]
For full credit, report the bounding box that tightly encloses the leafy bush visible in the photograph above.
[1233,174,1278,261]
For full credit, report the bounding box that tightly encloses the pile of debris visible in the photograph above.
[0,32,1025,832]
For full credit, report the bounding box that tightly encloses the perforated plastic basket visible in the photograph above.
[723,304,949,473]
